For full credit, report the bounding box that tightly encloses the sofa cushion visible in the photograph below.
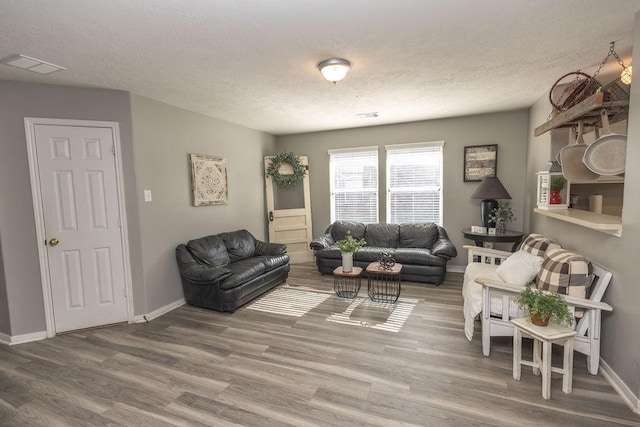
[535,248,592,297]
[353,247,390,262]
[220,229,256,262]
[256,254,290,271]
[186,235,230,267]
[399,223,439,248]
[330,220,366,242]
[219,258,266,290]
[520,233,560,257]
[496,250,543,285]
[364,223,400,248]
[393,248,446,266]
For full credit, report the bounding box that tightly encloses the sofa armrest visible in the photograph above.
[432,237,457,259]
[255,240,287,256]
[176,244,232,285]
[310,233,334,250]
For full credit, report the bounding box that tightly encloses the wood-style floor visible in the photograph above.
[0,263,637,426]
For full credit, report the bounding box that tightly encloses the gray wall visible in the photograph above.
[525,12,640,403]
[129,95,276,313]
[276,110,530,267]
[0,81,275,337]
[0,80,141,336]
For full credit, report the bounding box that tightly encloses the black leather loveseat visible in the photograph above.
[310,221,457,285]
[176,229,289,313]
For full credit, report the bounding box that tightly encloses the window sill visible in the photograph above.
[533,208,622,237]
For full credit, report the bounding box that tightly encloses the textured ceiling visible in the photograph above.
[1,0,639,135]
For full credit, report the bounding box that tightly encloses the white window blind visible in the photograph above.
[386,142,443,225]
[329,147,378,223]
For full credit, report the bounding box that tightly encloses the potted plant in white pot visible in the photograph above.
[516,285,573,327]
[335,231,366,273]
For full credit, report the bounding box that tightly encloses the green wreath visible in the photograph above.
[266,152,306,188]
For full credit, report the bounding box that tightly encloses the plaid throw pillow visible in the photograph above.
[535,248,593,298]
[520,233,560,257]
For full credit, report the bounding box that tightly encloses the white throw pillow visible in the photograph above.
[496,250,543,285]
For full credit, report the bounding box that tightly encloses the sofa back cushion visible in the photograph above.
[220,229,257,262]
[399,223,439,248]
[520,233,560,257]
[330,220,366,242]
[535,248,593,298]
[186,235,230,267]
[364,223,400,248]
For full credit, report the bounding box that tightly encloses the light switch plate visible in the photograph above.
[144,190,152,202]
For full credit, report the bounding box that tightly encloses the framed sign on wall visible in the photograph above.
[190,153,228,206]
[463,144,498,182]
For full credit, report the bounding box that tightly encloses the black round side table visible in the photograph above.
[462,228,524,252]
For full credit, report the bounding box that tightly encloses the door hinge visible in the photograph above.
[112,145,116,156]
[117,217,122,228]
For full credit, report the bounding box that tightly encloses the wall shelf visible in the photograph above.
[570,176,624,184]
[534,208,622,237]
[534,90,629,136]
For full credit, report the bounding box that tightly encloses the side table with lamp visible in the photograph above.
[466,176,522,252]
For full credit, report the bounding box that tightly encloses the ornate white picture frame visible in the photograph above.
[190,154,228,206]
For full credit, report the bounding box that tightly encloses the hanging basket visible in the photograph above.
[549,71,602,116]
[266,152,306,188]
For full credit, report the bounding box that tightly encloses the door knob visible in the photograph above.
[268,211,274,222]
[49,238,59,246]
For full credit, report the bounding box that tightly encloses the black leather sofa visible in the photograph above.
[310,221,457,285]
[175,229,289,313]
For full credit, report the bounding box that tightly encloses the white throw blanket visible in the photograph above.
[462,264,521,340]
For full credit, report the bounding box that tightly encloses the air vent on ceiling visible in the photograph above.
[357,112,379,119]
[1,54,66,75]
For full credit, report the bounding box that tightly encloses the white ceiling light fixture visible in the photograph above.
[318,58,351,83]
[1,54,66,75]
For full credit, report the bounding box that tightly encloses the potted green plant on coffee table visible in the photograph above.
[516,285,573,327]
[335,231,366,273]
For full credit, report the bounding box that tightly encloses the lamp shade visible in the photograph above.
[470,176,512,200]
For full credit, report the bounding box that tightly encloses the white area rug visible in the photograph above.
[326,297,418,333]
[246,286,330,317]
[247,285,417,333]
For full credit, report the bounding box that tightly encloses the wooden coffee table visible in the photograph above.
[333,266,363,298]
[366,262,403,303]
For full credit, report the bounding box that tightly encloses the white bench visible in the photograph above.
[464,245,613,375]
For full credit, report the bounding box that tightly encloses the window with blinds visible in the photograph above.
[329,147,379,223]
[386,142,444,225]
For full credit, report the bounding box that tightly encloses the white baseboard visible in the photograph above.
[133,298,185,323]
[447,265,466,273]
[0,330,48,346]
[0,299,186,345]
[600,359,640,414]
[0,332,10,345]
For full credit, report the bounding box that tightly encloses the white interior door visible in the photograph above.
[265,156,313,264]
[34,124,128,333]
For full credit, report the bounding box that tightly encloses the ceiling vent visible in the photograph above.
[1,54,66,75]
[357,112,379,119]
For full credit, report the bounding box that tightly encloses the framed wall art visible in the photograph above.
[190,153,228,206]
[463,144,498,182]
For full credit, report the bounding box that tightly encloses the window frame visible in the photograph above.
[385,141,444,225]
[328,146,379,224]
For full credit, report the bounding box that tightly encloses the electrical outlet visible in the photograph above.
[144,190,152,202]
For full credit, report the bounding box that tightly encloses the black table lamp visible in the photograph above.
[470,176,512,228]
